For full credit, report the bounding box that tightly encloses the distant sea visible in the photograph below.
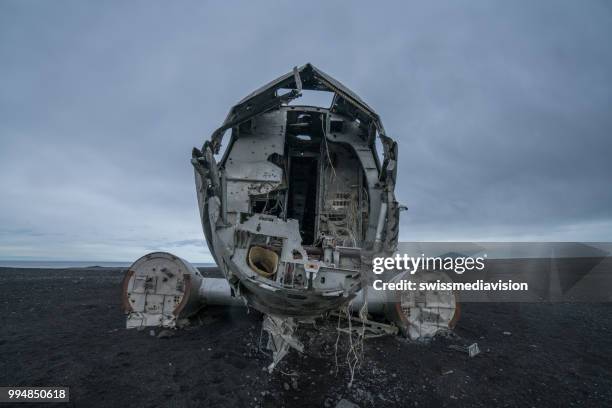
[0,260,216,269]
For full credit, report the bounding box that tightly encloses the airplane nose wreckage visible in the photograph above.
[123,64,457,370]
[193,63,400,316]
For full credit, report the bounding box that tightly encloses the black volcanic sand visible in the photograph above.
[1,265,611,408]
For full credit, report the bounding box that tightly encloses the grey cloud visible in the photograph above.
[1,0,611,261]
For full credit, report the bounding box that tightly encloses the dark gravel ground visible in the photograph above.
[1,265,611,407]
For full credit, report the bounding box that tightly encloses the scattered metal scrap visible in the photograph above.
[448,343,481,358]
[330,311,398,339]
[262,315,304,373]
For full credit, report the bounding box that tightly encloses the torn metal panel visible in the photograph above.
[262,315,304,373]
[331,311,399,339]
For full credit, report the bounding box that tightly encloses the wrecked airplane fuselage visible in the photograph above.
[122,65,458,371]
[191,64,400,318]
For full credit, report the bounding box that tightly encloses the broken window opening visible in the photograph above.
[215,129,232,163]
[277,88,335,108]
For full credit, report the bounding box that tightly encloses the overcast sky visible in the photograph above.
[1,1,611,262]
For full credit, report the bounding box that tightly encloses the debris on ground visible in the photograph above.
[263,315,304,373]
[468,343,480,357]
[336,398,360,408]
[291,376,299,390]
[448,342,480,358]
[157,329,174,339]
